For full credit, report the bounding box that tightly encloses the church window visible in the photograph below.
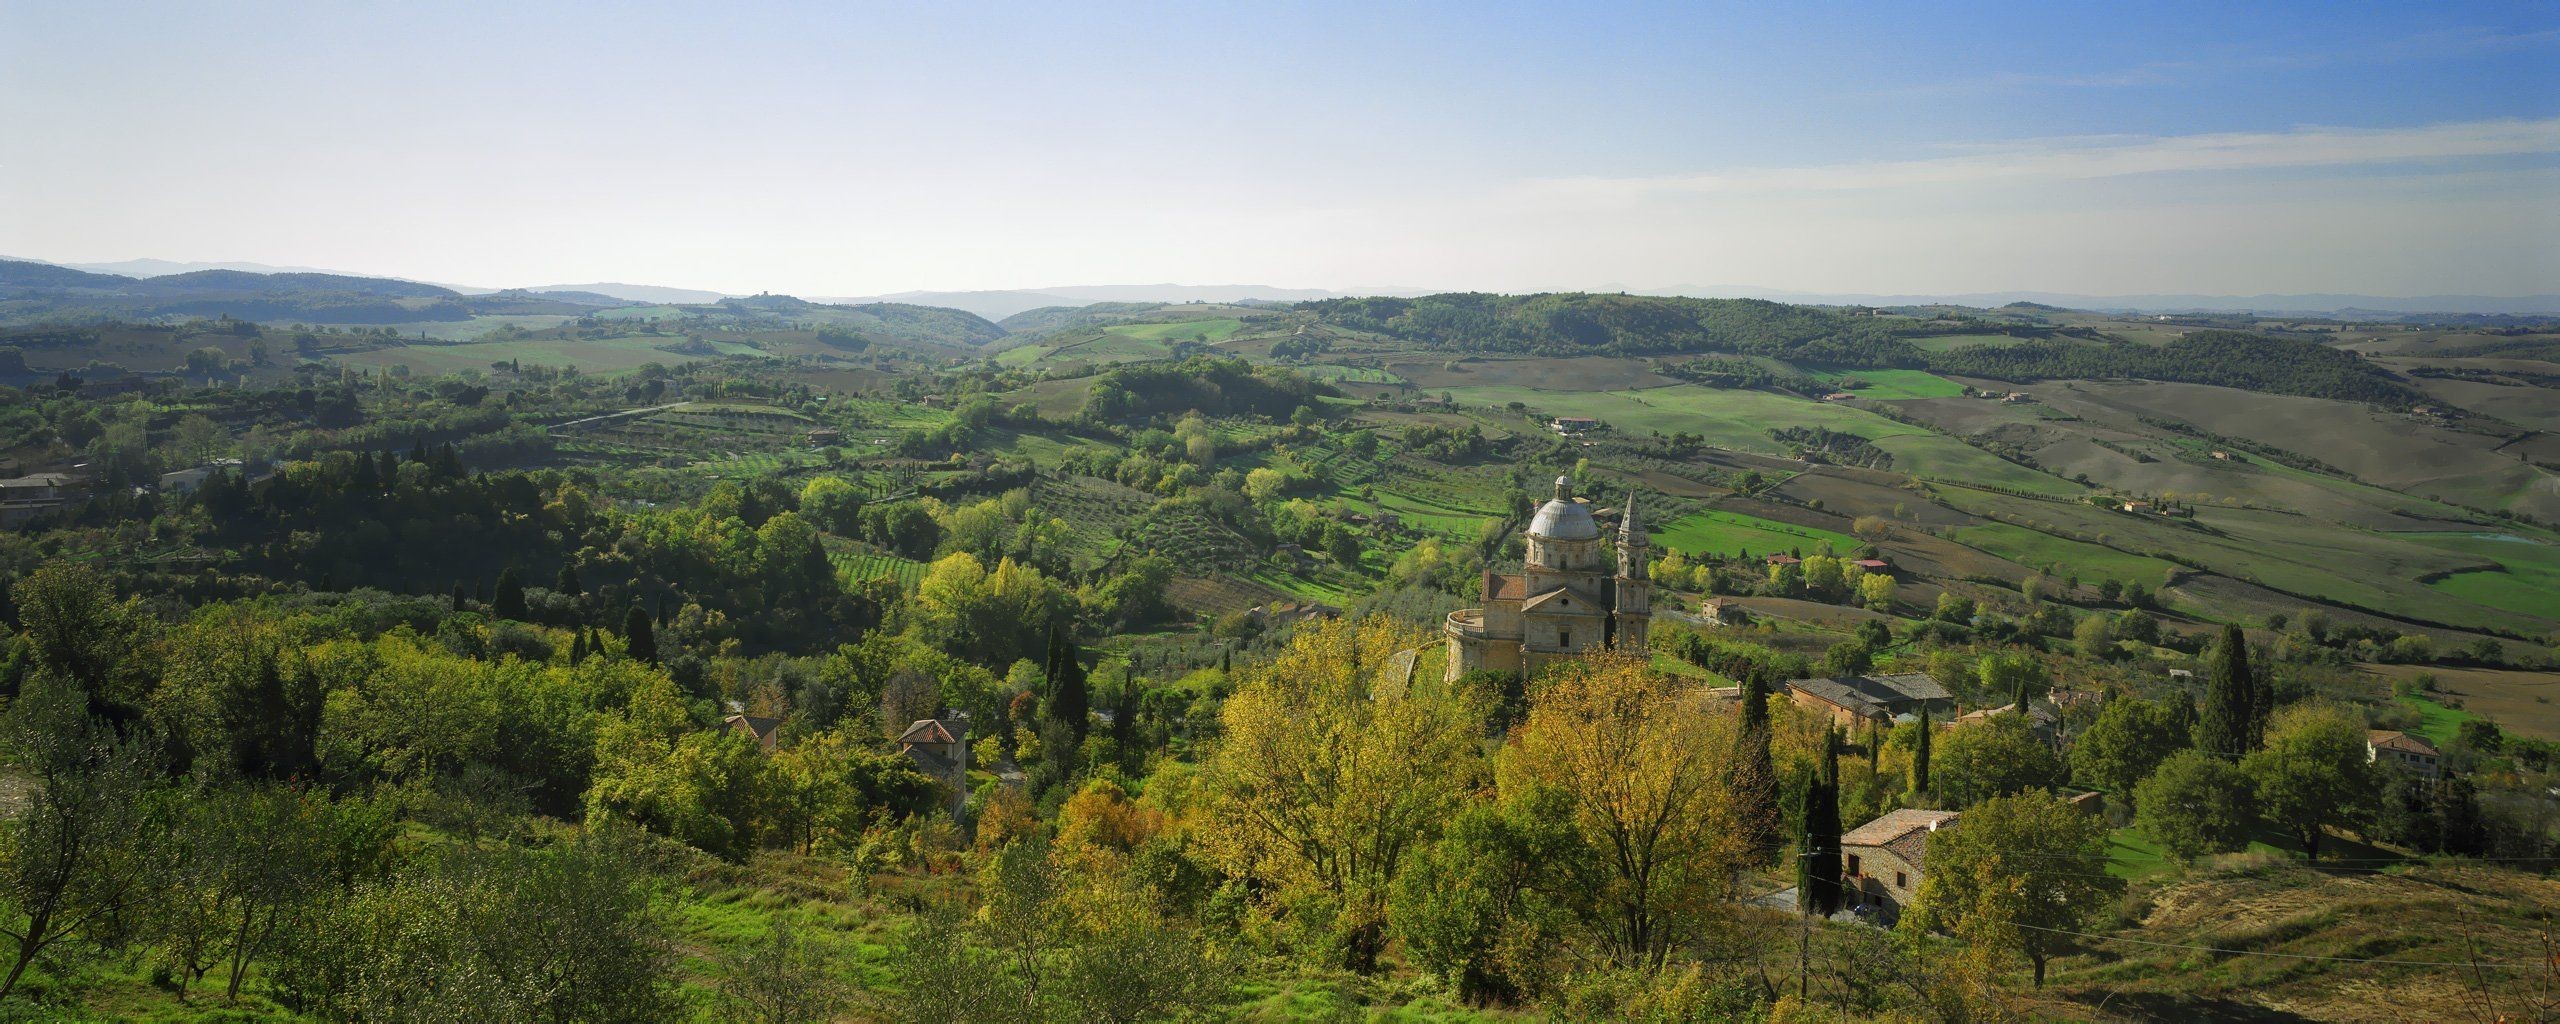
[1558,629,1572,649]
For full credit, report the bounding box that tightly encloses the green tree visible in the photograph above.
[1798,732,1844,917]
[492,567,528,621]
[717,919,846,1024]
[1735,673,1782,866]
[1388,799,1572,1005]
[0,677,167,998]
[2197,624,2257,757]
[1912,711,1933,798]
[2241,702,2377,862]
[624,604,658,665]
[1932,714,2063,808]
[1905,790,2122,987]
[2131,751,2253,862]
[2068,698,2188,802]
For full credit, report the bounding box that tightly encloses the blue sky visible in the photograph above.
[3,1,2554,296]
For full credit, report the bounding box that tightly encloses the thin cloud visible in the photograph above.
[1523,118,2560,200]
[1914,26,2560,94]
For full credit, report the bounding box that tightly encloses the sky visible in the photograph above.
[3,1,2556,298]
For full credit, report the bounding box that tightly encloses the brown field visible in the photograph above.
[2040,380,2560,521]
[2362,663,2560,741]
[2405,375,2560,433]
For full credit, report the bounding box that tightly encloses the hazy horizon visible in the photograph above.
[5,2,2555,298]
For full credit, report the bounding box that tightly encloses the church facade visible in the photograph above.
[1445,476,1651,681]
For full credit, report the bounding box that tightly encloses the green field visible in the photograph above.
[831,551,929,592]
[1813,368,1966,399]
[1650,510,1856,558]
[2397,693,2479,747]
[1106,318,1244,343]
[1949,522,2182,585]
[1441,384,2081,495]
[336,335,760,376]
[2403,531,2560,619]
[1296,363,1407,384]
[371,315,578,341]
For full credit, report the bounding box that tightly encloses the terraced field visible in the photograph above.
[830,550,929,592]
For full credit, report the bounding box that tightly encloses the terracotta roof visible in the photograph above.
[1485,572,1527,601]
[723,714,783,752]
[899,719,960,746]
[1766,554,1801,565]
[2368,730,2440,757]
[1842,809,1960,849]
[1520,587,1604,616]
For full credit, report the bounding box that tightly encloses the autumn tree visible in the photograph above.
[1197,618,1485,970]
[1904,790,2121,988]
[2068,697,2188,802]
[1931,714,2064,808]
[1502,652,1756,968]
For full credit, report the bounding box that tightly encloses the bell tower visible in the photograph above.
[1612,489,1651,650]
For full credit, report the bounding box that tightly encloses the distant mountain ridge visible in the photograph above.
[1634,285,2560,317]
[819,284,1406,321]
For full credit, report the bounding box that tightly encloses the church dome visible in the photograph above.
[1528,475,1600,541]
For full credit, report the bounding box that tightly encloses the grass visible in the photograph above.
[831,550,930,592]
[2403,530,2560,620]
[335,334,761,376]
[1948,522,2183,586]
[1439,384,2081,496]
[1812,368,1967,399]
[1650,510,1857,558]
[2395,692,2478,747]
[2106,825,2300,880]
[1903,333,2033,353]
[1106,318,1244,343]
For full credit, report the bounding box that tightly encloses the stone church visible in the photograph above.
[1445,476,1651,680]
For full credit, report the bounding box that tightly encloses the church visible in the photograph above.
[1445,475,1651,680]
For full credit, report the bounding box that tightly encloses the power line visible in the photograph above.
[2013,922,2548,971]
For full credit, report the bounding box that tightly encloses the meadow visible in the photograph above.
[335,334,761,376]
[1814,368,1967,399]
[1650,510,1857,558]
[1948,522,2182,586]
[2403,531,2560,620]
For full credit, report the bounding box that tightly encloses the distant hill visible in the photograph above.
[0,259,534,324]
[669,294,1008,350]
[58,257,362,278]
[1638,284,2560,317]
[826,284,1385,322]
[528,282,728,305]
[994,302,1174,337]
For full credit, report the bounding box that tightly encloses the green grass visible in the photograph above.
[335,334,761,376]
[1812,368,1966,399]
[831,550,930,592]
[2106,825,2291,880]
[2396,693,2477,747]
[1650,510,1856,558]
[1948,522,2183,586]
[1440,384,2081,495]
[992,343,1052,367]
[1107,318,1244,343]
[2402,531,2560,619]
[1295,363,1406,384]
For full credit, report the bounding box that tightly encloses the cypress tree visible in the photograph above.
[1803,729,1844,916]
[451,581,467,613]
[624,605,657,665]
[1912,710,1933,799]
[349,448,379,492]
[554,563,583,597]
[569,631,587,666]
[491,567,527,621]
[376,449,397,488]
[2198,624,2254,756]
[411,437,430,465]
[1046,631,1091,744]
[1734,671,1781,864]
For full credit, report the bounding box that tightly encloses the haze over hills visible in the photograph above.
[1636,286,2560,317]
[816,284,1412,322]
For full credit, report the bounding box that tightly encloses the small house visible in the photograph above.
[898,719,972,821]
[722,713,783,753]
[1786,673,1957,729]
[1551,417,1601,434]
[2367,730,2443,781]
[1842,809,1961,919]
[1850,558,1890,572]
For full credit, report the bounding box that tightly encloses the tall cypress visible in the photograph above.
[623,605,658,666]
[1045,631,1090,744]
[1912,710,1934,799]
[554,563,583,597]
[1737,672,1781,866]
[1804,729,1845,916]
[2198,624,2254,756]
[491,567,527,621]
[451,581,467,613]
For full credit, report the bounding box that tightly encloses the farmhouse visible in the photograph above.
[898,718,971,821]
[1786,673,1956,728]
[721,713,784,753]
[1551,416,1601,434]
[1445,476,1651,681]
[1842,808,1961,919]
[2368,730,2443,781]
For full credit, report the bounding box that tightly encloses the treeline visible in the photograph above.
[1080,356,1327,422]
[1300,292,1925,364]
[1929,330,2423,405]
[1662,356,1830,395]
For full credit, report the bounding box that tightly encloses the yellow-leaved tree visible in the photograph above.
[1196,617,1487,970]
[1500,652,1757,971]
